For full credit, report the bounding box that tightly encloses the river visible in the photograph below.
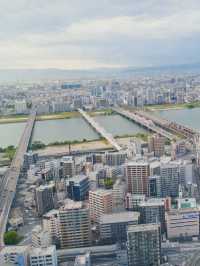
[0,114,146,148]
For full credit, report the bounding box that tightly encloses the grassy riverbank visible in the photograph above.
[0,109,114,124]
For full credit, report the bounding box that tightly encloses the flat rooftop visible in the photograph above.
[128,223,160,233]
[100,211,140,224]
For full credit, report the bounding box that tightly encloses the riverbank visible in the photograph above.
[145,101,200,111]
[0,109,114,124]
[35,135,147,157]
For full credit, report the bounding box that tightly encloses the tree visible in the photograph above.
[4,231,22,245]
[104,178,114,189]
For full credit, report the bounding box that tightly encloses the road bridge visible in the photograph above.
[136,110,199,139]
[78,109,122,151]
[112,107,175,141]
[0,110,36,246]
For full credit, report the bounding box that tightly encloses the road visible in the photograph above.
[0,110,36,246]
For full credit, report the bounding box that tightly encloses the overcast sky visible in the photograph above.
[1,0,200,69]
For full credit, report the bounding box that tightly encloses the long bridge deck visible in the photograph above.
[78,109,122,151]
[0,110,36,246]
[112,107,175,140]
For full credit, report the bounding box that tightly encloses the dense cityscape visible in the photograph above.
[1,73,200,266]
[2,0,200,265]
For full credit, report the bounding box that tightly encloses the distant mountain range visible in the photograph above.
[1,63,200,83]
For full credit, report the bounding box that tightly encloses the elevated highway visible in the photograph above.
[78,109,122,151]
[0,110,36,246]
[112,107,175,141]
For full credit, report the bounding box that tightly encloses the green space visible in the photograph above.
[0,145,16,161]
[4,231,23,245]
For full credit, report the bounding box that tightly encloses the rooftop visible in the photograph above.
[100,211,140,224]
[128,223,160,233]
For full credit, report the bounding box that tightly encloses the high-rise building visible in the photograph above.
[61,156,75,178]
[138,199,165,233]
[35,184,55,216]
[148,175,162,197]
[99,211,139,244]
[59,200,91,248]
[127,224,161,266]
[24,151,38,170]
[43,210,60,245]
[89,189,113,222]
[66,175,90,201]
[30,245,58,266]
[112,179,127,212]
[148,134,165,157]
[126,161,150,196]
[160,163,179,197]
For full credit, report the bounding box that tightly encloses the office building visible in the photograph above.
[89,189,113,222]
[126,161,150,196]
[148,175,162,197]
[104,151,127,166]
[59,200,91,248]
[166,207,199,239]
[35,184,55,216]
[99,211,140,244]
[30,245,58,266]
[160,163,179,198]
[66,175,90,201]
[127,224,161,266]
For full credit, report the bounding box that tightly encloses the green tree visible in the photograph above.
[4,231,22,245]
[104,178,114,189]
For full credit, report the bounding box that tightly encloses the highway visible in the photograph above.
[0,110,36,246]
[78,109,122,151]
[112,107,175,140]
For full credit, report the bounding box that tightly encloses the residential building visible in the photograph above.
[59,200,91,248]
[126,161,150,196]
[89,189,113,222]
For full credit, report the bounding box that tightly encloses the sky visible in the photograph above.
[1,0,200,69]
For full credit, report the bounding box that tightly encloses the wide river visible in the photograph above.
[156,108,200,130]
[0,114,146,148]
